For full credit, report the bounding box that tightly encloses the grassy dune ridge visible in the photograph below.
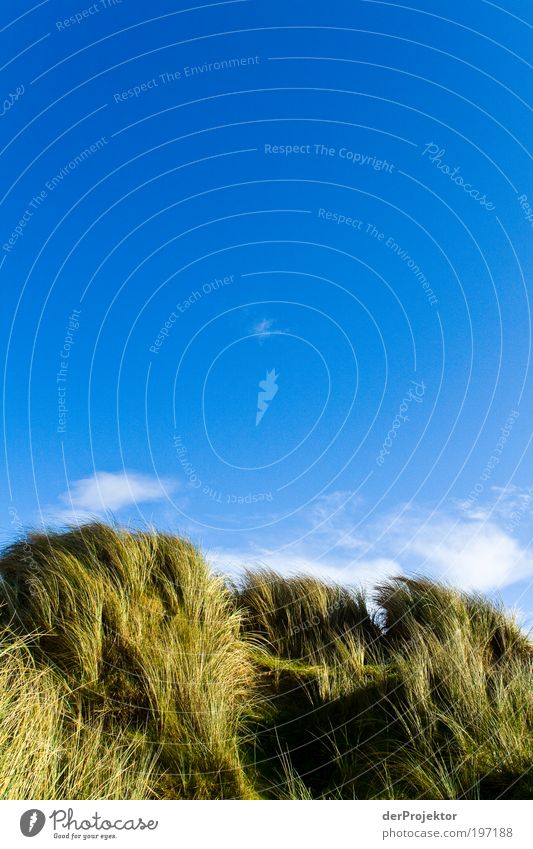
[0,523,530,799]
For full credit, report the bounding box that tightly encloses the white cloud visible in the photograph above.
[53,470,177,523]
[207,490,401,587]
[44,476,532,595]
[208,547,400,588]
[252,318,275,342]
[375,497,533,592]
[398,517,533,592]
[456,483,533,525]
[208,489,533,594]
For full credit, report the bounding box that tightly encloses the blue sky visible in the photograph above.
[1,0,532,620]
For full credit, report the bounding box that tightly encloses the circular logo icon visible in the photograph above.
[20,810,46,837]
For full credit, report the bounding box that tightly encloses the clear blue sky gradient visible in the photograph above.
[1,1,532,618]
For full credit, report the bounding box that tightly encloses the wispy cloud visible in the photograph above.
[252,318,275,339]
[208,489,533,594]
[457,484,533,529]
[387,511,533,592]
[209,547,400,587]
[51,470,177,524]
[208,490,401,587]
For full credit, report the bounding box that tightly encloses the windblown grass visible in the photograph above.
[0,524,256,799]
[0,524,530,799]
[0,634,156,799]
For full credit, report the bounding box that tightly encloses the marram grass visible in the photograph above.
[0,524,530,799]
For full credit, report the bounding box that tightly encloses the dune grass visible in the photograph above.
[0,524,530,799]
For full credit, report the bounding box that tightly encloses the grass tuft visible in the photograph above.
[0,524,530,799]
